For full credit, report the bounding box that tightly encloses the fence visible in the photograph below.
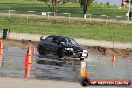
[0,9,132,25]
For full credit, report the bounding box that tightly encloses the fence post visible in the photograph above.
[62,13,71,23]
[8,10,15,19]
[27,11,36,21]
[100,15,108,25]
[86,14,92,22]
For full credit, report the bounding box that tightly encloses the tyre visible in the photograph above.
[80,58,84,61]
[80,78,91,86]
[38,46,45,55]
[57,48,63,58]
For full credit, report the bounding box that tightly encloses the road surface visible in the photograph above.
[0,77,131,88]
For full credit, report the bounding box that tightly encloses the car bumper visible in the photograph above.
[64,50,88,58]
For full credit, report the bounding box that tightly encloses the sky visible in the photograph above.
[94,0,122,6]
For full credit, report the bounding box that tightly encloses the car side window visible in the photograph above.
[52,37,59,44]
[44,36,53,43]
[61,38,68,44]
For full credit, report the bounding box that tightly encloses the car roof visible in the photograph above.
[48,35,70,39]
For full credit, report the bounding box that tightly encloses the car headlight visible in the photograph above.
[82,53,88,57]
[65,48,73,51]
[83,50,88,53]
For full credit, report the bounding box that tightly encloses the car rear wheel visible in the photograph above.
[39,46,45,55]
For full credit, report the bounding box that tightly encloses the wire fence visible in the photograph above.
[0,9,132,24]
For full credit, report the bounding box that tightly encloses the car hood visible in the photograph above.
[61,44,85,51]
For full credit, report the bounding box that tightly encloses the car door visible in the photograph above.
[43,36,54,53]
[50,37,59,54]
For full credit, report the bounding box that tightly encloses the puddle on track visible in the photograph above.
[0,45,132,82]
[86,55,132,80]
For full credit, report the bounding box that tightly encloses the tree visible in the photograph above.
[79,0,93,18]
[38,0,66,16]
[106,2,109,5]
[121,0,124,6]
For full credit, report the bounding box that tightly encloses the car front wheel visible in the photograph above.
[57,48,64,58]
[80,58,84,61]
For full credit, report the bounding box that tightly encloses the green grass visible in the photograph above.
[0,16,132,42]
[0,0,131,18]
[0,0,131,42]
[0,0,36,3]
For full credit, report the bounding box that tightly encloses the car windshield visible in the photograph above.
[61,37,79,46]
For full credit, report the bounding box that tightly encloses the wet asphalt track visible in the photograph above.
[0,45,132,82]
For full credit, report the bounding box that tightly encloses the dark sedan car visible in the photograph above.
[37,35,88,60]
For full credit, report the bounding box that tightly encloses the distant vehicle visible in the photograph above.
[37,35,88,60]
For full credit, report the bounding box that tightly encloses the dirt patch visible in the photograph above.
[2,39,132,58]
[63,22,80,26]
[3,39,37,48]
[88,46,132,58]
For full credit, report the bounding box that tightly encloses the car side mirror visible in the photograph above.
[40,36,45,41]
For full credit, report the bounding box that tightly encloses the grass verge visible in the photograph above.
[0,16,132,42]
[0,1,131,19]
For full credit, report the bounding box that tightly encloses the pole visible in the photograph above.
[47,12,50,19]
[100,15,107,25]
[86,14,92,22]
[27,14,29,21]
[27,11,36,21]
[69,13,70,23]
[113,40,114,49]
[47,12,52,19]
[8,10,11,19]
[8,10,15,19]
[128,0,131,20]
[90,14,91,22]
[62,13,70,23]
